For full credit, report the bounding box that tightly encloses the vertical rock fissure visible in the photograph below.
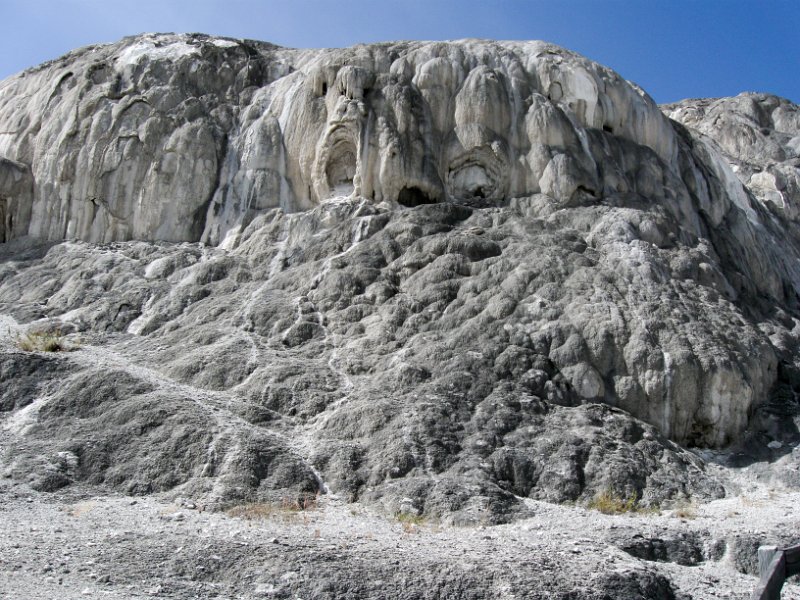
[191,134,229,242]
[0,197,6,243]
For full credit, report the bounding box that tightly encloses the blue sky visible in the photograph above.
[1,0,798,104]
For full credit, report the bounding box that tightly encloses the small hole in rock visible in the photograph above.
[603,125,613,133]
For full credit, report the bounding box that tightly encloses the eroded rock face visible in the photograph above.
[1,33,681,246]
[665,93,800,222]
[1,35,800,519]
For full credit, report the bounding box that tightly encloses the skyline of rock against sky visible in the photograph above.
[0,0,798,104]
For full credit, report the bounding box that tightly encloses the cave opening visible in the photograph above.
[448,163,495,201]
[603,125,614,133]
[325,143,357,197]
[397,186,437,207]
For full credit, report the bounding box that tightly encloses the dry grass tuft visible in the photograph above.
[287,493,319,512]
[64,501,95,517]
[740,495,765,508]
[226,503,280,520]
[226,493,320,523]
[395,511,426,533]
[587,489,650,515]
[16,329,69,352]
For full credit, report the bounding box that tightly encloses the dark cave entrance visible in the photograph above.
[397,186,437,207]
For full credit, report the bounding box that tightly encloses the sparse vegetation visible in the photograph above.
[587,489,647,514]
[225,503,278,520]
[395,512,425,525]
[288,493,319,512]
[401,521,417,534]
[741,495,764,508]
[15,329,68,352]
[395,511,427,533]
[226,493,319,522]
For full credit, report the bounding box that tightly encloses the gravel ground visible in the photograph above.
[1,465,799,600]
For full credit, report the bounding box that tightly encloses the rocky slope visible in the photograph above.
[1,34,800,596]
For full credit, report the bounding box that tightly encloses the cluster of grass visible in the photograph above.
[395,512,425,525]
[226,503,280,520]
[226,493,319,522]
[587,489,657,515]
[15,329,68,352]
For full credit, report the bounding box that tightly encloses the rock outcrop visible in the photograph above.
[1,35,800,521]
[665,93,800,223]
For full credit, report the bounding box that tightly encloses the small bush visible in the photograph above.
[16,330,68,352]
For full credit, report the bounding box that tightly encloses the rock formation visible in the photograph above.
[1,34,799,523]
[0,34,717,244]
[665,94,800,222]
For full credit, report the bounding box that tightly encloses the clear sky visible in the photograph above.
[1,0,798,104]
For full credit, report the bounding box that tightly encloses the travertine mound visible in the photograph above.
[0,33,713,245]
[1,35,799,522]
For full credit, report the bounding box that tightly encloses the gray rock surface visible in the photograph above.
[665,93,800,479]
[2,34,800,598]
[665,93,800,224]
[1,33,681,246]
[0,206,728,520]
